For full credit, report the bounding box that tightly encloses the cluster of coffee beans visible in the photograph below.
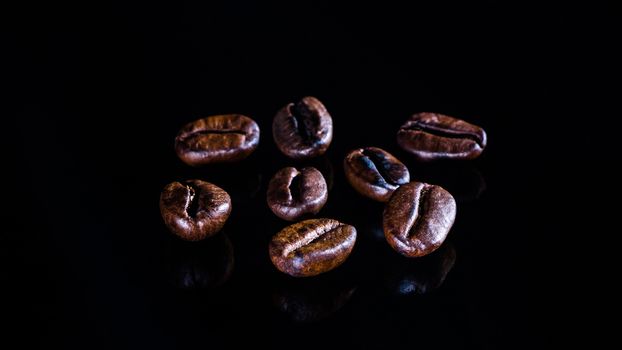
[159,97,487,278]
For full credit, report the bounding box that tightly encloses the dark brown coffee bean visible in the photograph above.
[267,167,328,221]
[383,182,456,257]
[160,180,232,241]
[344,147,410,202]
[269,219,356,277]
[272,96,333,159]
[175,114,260,166]
[397,112,487,161]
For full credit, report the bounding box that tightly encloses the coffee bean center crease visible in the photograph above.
[403,122,483,146]
[290,102,317,143]
[184,184,201,218]
[406,185,431,240]
[288,172,304,203]
[181,129,248,138]
[361,149,400,185]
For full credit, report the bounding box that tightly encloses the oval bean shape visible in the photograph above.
[267,167,328,221]
[160,180,232,241]
[397,112,487,161]
[272,96,333,159]
[175,114,260,165]
[269,219,357,277]
[383,182,456,257]
[344,147,410,202]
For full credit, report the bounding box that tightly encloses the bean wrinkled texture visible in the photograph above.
[160,180,232,241]
[273,96,333,159]
[269,219,356,277]
[344,147,410,202]
[383,182,456,257]
[397,112,487,161]
[175,114,260,165]
[267,167,328,221]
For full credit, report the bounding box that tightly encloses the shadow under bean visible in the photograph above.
[164,232,235,289]
[382,242,456,295]
[270,270,357,322]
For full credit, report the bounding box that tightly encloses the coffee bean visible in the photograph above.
[160,180,232,241]
[344,147,410,202]
[267,167,328,221]
[383,182,456,257]
[397,112,487,161]
[269,219,356,277]
[175,114,260,166]
[272,96,333,159]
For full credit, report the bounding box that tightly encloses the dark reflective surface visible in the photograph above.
[164,232,234,289]
[407,163,487,204]
[383,243,456,295]
[271,271,357,322]
[4,1,594,348]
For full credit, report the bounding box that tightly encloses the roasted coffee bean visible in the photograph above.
[383,182,456,257]
[267,167,328,221]
[175,114,260,166]
[397,112,487,161]
[272,96,333,159]
[160,180,232,241]
[344,147,410,202]
[269,219,356,277]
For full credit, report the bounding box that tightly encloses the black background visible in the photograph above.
[2,1,613,349]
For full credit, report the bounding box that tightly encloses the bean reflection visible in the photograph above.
[165,232,234,289]
[383,243,456,295]
[272,273,356,322]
